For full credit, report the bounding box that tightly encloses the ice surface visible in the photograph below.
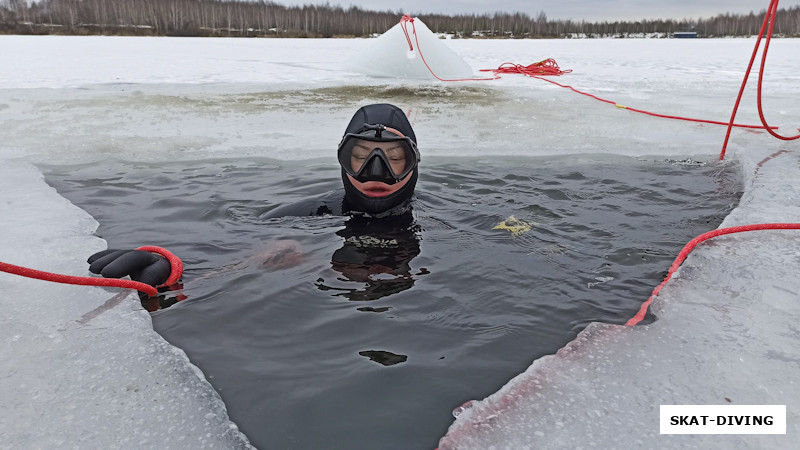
[344,18,475,79]
[1,34,798,448]
[0,161,251,448]
[438,147,800,450]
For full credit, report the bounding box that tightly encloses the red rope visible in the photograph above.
[400,15,499,82]
[720,0,800,159]
[399,15,414,51]
[0,246,183,298]
[526,75,778,130]
[135,245,184,286]
[481,60,572,77]
[625,223,800,326]
[400,16,778,132]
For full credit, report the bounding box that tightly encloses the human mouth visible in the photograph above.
[360,182,394,197]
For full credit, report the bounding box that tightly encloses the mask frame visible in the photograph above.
[337,124,420,185]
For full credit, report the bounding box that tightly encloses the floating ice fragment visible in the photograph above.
[587,276,615,288]
[452,400,475,418]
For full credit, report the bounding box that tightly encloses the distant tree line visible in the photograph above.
[1,0,799,38]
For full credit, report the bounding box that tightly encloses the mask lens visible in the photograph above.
[349,140,408,175]
[338,133,418,183]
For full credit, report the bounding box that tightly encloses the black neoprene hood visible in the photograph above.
[340,104,419,217]
[343,103,418,143]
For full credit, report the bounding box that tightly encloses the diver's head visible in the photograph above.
[338,104,420,216]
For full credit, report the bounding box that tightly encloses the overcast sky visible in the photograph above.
[274,1,800,22]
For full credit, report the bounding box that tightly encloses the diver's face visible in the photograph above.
[349,140,408,177]
[344,125,415,197]
[347,171,414,198]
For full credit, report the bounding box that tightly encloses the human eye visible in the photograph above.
[352,144,371,158]
[386,147,405,159]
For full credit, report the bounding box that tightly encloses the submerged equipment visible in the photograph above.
[493,215,533,236]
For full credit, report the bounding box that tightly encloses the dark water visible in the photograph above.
[44,155,741,450]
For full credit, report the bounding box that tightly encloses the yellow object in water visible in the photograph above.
[493,215,532,236]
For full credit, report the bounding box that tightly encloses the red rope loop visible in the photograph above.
[0,246,183,298]
[136,245,183,287]
[400,15,499,82]
[719,0,799,159]
[756,1,800,142]
[400,15,414,51]
[483,59,573,77]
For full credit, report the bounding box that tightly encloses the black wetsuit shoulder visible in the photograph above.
[261,189,347,219]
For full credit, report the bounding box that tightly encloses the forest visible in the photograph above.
[1,0,799,38]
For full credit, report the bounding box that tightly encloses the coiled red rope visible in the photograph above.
[625,223,800,326]
[719,0,800,159]
[482,60,573,77]
[0,246,182,298]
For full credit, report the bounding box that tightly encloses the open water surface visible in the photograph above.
[45,154,741,449]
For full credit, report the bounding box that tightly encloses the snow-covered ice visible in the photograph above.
[438,147,800,449]
[0,161,251,449]
[1,33,798,448]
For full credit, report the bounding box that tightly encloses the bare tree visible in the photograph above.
[2,0,799,38]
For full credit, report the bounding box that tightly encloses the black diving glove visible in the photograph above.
[88,249,172,288]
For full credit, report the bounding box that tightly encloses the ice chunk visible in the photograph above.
[344,18,474,79]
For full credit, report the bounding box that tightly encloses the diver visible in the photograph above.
[87,103,423,307]
[263,103,420,218]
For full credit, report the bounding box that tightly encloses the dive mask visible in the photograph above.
[337,124,420,185]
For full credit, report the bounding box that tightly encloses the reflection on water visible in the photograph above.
[43,155,741,450]
[317,212,424,302]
